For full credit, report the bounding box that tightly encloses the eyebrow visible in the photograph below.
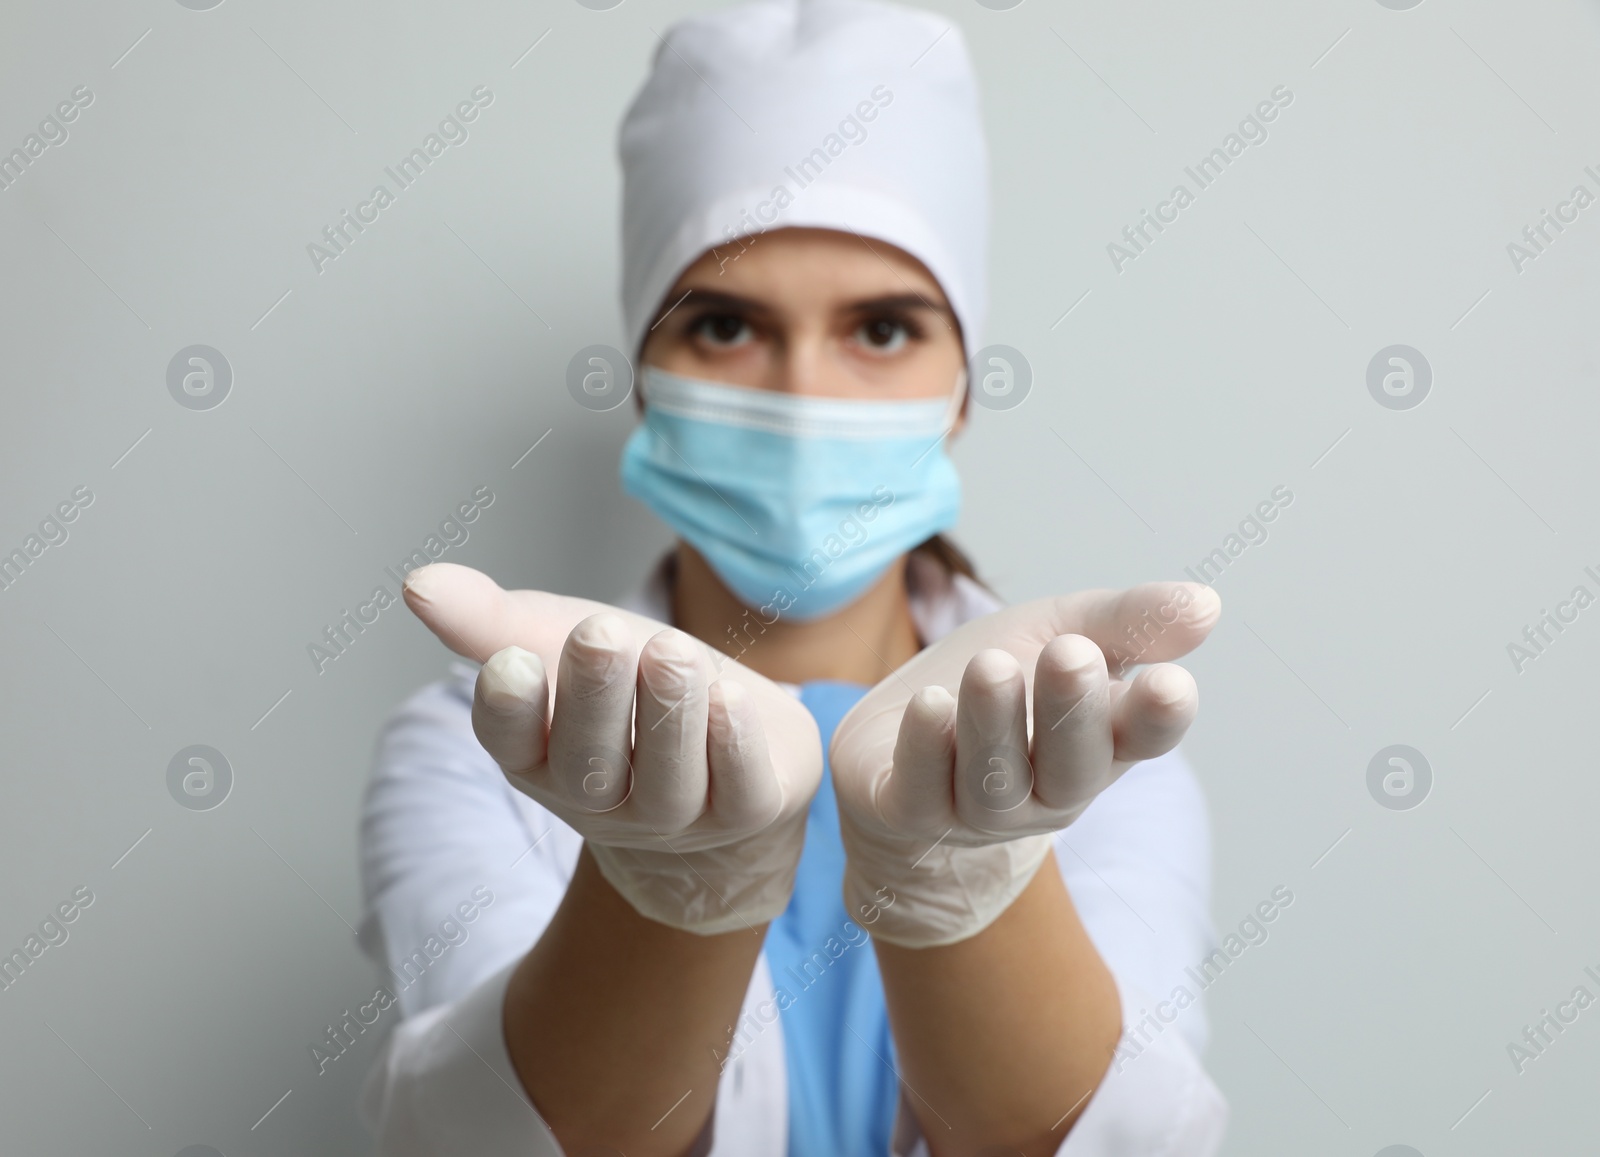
[651,288,954,330]
[848,293,954,318]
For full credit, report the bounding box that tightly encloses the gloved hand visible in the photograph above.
[830,582,1221,948]
[402,563,822,935]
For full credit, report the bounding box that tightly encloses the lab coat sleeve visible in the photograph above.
[1054,973,1228,1156]
[1053,747,1219,1060]
[359,958,566,1156]
[358,954,790,1157]
[355,663,582,1154]
[355,663,780,1156]
[356,662,580,1021]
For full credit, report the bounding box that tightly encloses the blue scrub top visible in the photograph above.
[764,680,900,1157]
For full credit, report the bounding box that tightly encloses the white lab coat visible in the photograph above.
[355,554,1229,1155]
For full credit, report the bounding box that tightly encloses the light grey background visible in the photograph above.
[2,0,1597,1153]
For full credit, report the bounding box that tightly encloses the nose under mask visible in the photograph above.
[619,366,965,622]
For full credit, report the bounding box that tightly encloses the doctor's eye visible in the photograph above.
[854,316,916,355]
[690,312,755,349]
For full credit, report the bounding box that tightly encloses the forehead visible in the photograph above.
[673,227,949,309]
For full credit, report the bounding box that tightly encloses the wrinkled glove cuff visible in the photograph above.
[589,812,808,936]
[839,824,1054,949]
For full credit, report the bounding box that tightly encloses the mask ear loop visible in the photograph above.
[940,364,970,436]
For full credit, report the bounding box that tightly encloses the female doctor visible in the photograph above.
[356,1,1228,1154]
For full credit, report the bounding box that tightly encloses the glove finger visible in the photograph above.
[472,646,550,780]
[954,648,1033,831]
[1111,663,1198,764]
[402,562,534,663]
[1075,582,1222,675]
[706,679,784,831]
[880,685,957,833]
[403,561,662,671]
[1030,634,1114,812]
[1045,582,1221,675]
[547,612,638,814]
[630,628,711,834]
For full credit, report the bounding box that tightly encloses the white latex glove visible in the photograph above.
[401,563,822,935]
[830,582,1221,948]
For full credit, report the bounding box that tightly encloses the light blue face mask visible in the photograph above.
[620,367,964,622]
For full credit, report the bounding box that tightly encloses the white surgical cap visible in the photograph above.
[617,0,990,361]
